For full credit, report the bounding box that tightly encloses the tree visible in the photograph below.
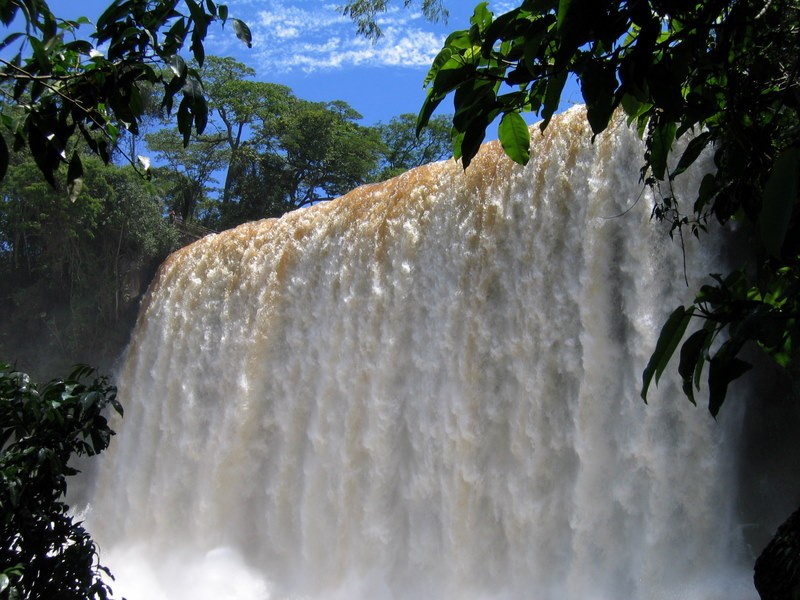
[341,0,448,39]
[139,63,382,229]
[273,99,383,208]
[144,128,228,222]
[0,364,121,600]
[199,57,295,205]
[207,149,293,228]
[371,113,453,182]
[0,0,252,188]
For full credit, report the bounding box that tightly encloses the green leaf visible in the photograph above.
[671,131,712,179]
[111,398,124,417]
[708,351,752,417]
[482,8,522,53]
[758,147,799,258]
[498,111,530,165]
[0,134,8,182]
[641,305,694,401]
[453,79,496,131]
[678,328,710,405]
[191,36,206,66]
[620,93,646,120]
[164,18,188,53]
[443,29,472,51]
[232,18,252,48]
[170,55,187,78]
[452,129,465,161]
[96,1,126,32]
[649,120,677,180]
[540,68,567,131]
[177,98,193,146]
[185,0,205,24]
[0,32,24,53]
[460,121,486,169]
[580,60,617,135]
[556,0,572,31]
[67,152,83,202]
[470,2,492,33]
[424,47,454,87]
[417,89,445,136]
[183,76,204,100]
[80,391,101,416]
[194,95,208,134]
[432,57,471,95]
[26,121,58,187]
[693,173,718,215]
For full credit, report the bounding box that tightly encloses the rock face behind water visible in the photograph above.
[755,506,800,600]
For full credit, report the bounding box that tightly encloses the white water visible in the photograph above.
[87,108,754,599]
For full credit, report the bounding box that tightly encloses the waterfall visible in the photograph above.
[87,107,754,599]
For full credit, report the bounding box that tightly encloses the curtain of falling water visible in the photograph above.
[86,107,752,600]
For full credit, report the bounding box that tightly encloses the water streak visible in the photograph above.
[88,107,752,599]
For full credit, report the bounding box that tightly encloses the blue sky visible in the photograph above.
[53,0,582,133]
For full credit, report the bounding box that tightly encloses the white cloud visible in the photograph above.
[207,0,445,74]
[273,25,300,39]
[489,1,519,14]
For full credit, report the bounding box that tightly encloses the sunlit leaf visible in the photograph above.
[432,57,471,95]
[170,55,187,78]
[470,2,492,33]
[498,111,530,165]
[423,47,453,88]
[232,18,252,48]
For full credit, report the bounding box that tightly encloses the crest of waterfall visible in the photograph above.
[87,106,753,599]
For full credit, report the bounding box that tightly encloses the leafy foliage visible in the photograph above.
[417,0,800,415]
[0,0,251,188]
[199,56,294,205]
[341,0,447,39]
[145,128,228,221]
[0,153,178,379]
[0,363,121,600]
[145,64,383,230]
[275,99,382,208]
[371,113,453,182]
